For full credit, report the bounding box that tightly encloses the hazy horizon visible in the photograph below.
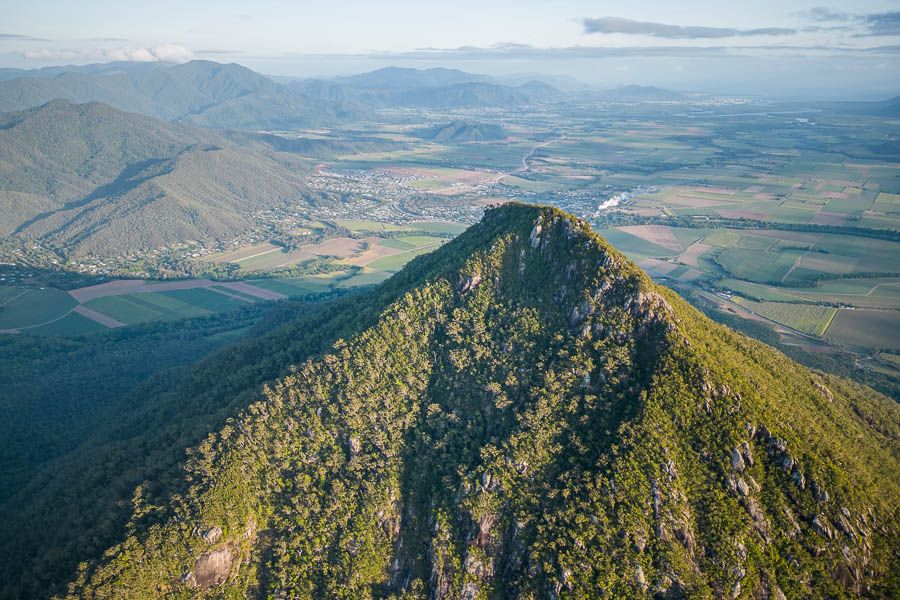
[2,1,899,100]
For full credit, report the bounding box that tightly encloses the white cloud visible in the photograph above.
[23,44,192,63]
[148,44,193,62]
[23,48,81,61]
[103,47,156,62]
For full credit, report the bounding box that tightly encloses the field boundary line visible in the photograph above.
[0,288,29,307]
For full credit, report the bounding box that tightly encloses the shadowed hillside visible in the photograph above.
[0,100,320,256]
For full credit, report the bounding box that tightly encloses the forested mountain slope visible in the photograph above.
[0,100,317,256]
[65,204,898,598]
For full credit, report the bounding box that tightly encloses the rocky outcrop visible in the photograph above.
[201,526,222,545]
[183,547,233,589]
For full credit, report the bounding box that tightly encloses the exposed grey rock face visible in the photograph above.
[634,565,647,591]
[191,547,233,588]
[458,273,482,294]
[201,526,222,545]
[812,514,835,540]
[739,441,753,466]
[731,447,746,472]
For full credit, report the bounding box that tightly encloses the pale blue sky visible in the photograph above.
[1,1,899,98]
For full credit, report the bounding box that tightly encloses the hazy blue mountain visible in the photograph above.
[0,60,362,129]
[0,62,564,126]
[333,66,494,89]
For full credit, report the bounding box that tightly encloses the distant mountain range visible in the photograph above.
[0,60,364,130]
[298,66,561,110]
[0,100,319,256]
[0,62,561,130]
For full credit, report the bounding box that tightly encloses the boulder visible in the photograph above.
[730,448,746,472]
[201,526,222,545]
[740,441,753,466]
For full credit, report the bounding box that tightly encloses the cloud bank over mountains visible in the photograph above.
[581,17,796,39]
[23,44,192,63]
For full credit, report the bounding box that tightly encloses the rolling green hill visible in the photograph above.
[0,100,318,256]
[13,204,889,598]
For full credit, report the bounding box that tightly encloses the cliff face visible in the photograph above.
[70,205,899,599]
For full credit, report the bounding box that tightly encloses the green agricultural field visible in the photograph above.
[377,238,416,250]
[0,286,77,330]
[718,279,797,302]
[715,247,803,283]
[600,229,680,259]
[366,246,437,272]
[783,278,900,309]
[161,288,252,313]
[403,221,468,235]
[0,287,23,304]
[84,295,172,325]
[335,220,404,233]
[394,235,446,248]
[246,272,359,297]
[732,297,836,336]
[211,285,264,303]
[90,293,207,324]
[335,268,392,288]
[235,248,303,272]
[500,176,559,193]
[826,309,900,350]
[27,311,108,336]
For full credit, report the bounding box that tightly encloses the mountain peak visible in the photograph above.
[69,203,898,598]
